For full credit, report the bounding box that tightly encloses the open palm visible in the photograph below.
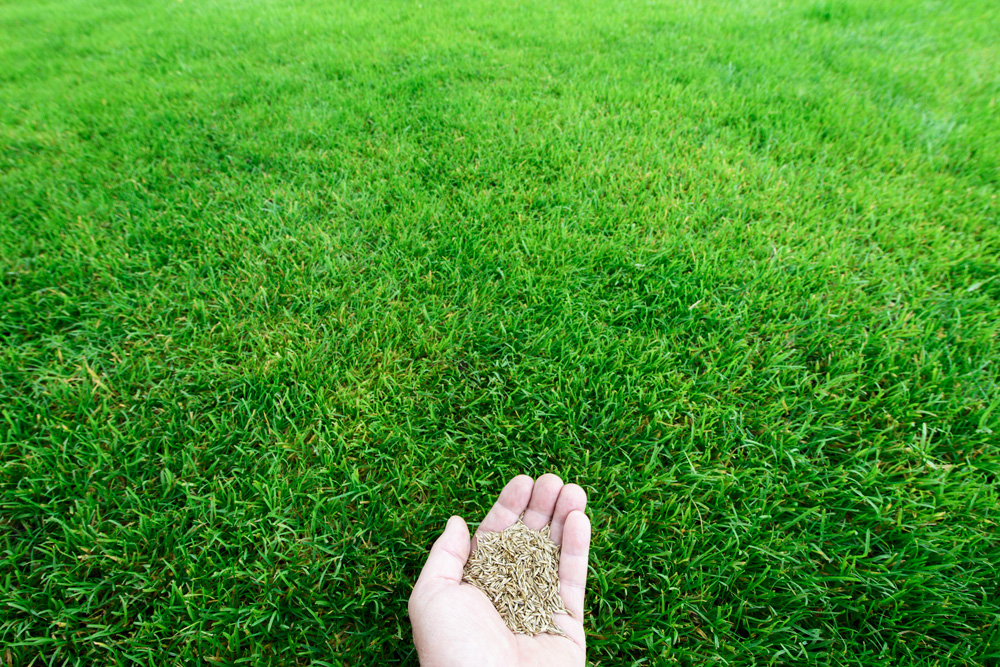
[408,474,591,667]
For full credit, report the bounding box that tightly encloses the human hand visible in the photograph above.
[408,474,591,667]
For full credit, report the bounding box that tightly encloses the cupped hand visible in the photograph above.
[408,474,591,667]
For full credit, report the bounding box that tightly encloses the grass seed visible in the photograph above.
[463,520,571,637]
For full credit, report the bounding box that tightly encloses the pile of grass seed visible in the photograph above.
[462,521,570,636]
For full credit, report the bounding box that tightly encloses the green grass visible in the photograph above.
[2,0,999,664]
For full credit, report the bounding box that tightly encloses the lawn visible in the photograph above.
[1,0,999,664]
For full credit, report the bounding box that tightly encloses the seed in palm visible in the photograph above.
[462,520,571,637]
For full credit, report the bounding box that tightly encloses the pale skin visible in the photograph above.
[408,474,591,667]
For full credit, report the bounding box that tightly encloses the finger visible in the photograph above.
[558,510,591,620]
[521,473,564,531]
[553,609,587,648]
[473,475,533,547]
[415,516,470,588]
[550,483,587,545]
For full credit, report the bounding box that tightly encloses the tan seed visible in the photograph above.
[462,520,571,637]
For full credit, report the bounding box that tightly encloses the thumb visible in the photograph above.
[415,516,471,587]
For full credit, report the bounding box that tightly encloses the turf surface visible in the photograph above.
[2,0,999,664]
